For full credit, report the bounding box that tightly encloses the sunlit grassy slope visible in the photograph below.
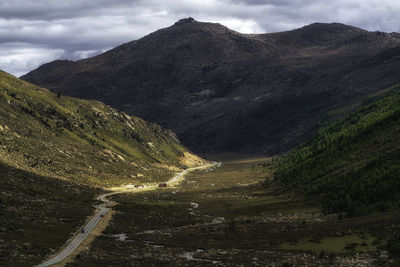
[276,85,400,216]
[0,70,206,187]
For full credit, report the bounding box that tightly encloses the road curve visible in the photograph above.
[35,163,217,267]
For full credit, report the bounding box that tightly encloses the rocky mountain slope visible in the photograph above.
[22,18,400,155]
[0,70,205,187]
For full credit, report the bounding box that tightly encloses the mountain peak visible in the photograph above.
[174,17,197,26]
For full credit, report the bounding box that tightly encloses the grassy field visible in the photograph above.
[281,232,381,254]
[66,158,399,266]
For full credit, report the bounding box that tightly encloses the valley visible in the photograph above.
[2,78,400,265]
[0,70,209,265]
[36,163,217,266]
[65,158,399,266]
[1,15,400,267]
[33,83,400,266]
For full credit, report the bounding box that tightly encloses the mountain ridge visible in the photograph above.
[22,19,400,155]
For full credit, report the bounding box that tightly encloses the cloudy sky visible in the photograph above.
[1,0,399,77]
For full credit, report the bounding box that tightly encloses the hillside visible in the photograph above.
[0,70,205,187]
[275,85,400,216]
[0,161,99,265]
[22,18,400,155]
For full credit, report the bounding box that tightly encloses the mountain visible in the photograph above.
[22,18,400,155]
[275,84,400,216]
[0,70,205,187]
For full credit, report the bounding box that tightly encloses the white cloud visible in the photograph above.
[208,17,263,33]
[0,42,63,77]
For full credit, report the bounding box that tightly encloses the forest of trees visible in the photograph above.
[275,86,400,217]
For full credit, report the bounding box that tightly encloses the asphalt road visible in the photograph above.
[35,163,217,267]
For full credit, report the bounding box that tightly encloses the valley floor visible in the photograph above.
[64,158,399,266]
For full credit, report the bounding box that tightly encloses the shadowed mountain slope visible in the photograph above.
[22,18,400,155]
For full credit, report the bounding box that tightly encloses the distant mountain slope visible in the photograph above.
[0,70,205,187]
[22,18,400,155]
[276,85,400,216]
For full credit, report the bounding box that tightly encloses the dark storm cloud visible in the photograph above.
[0,0,145,20]
[0,0,399,76]
[228,0,314,6]
[224,0,400,33]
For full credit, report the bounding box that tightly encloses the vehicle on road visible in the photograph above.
[158,183,167,187]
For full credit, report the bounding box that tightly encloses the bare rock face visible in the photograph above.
[22,18,400,155]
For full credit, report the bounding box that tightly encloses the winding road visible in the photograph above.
[36,163,217,267]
